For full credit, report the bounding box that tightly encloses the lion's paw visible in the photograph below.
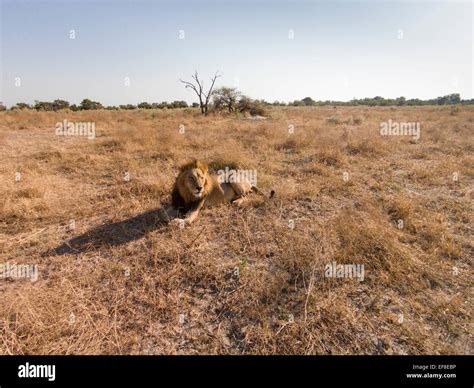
[169,218,187,229]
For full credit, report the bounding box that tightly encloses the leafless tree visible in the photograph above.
[180,71,221,115]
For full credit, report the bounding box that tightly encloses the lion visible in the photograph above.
[165,160,274,226]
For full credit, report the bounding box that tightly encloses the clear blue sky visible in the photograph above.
[0,0,472,106]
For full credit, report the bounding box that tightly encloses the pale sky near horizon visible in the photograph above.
[0,0,472,107]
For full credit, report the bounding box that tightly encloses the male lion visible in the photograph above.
[165,160,274,226]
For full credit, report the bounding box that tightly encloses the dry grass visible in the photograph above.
[0,106,472,354]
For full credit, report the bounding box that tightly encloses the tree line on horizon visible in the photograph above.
[0,99,193,112]
[290,94,473,107]
[1,93,472,112]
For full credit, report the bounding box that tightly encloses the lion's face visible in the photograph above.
[183,167,208,199]
[174,160,211,204]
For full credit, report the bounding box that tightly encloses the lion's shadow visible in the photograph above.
[50,207,170,256]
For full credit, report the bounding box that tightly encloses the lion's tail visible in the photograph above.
[251,186,275,199]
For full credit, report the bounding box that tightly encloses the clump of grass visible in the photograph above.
[208,159,241,172]
[119,180,167,199]
[316,148,342,167]
[275,139,299,152]
[345,139,382,157]
[384,196,413,231]
[13,188,44,199]
[326,116,340,125]
[96,139,125,153]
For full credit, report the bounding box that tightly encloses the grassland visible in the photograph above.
[0,106,472,354]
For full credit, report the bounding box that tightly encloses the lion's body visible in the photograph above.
[166,160,272,225]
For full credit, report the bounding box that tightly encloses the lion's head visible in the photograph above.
[173,160,212,206]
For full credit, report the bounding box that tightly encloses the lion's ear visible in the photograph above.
[196,161,208,174]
